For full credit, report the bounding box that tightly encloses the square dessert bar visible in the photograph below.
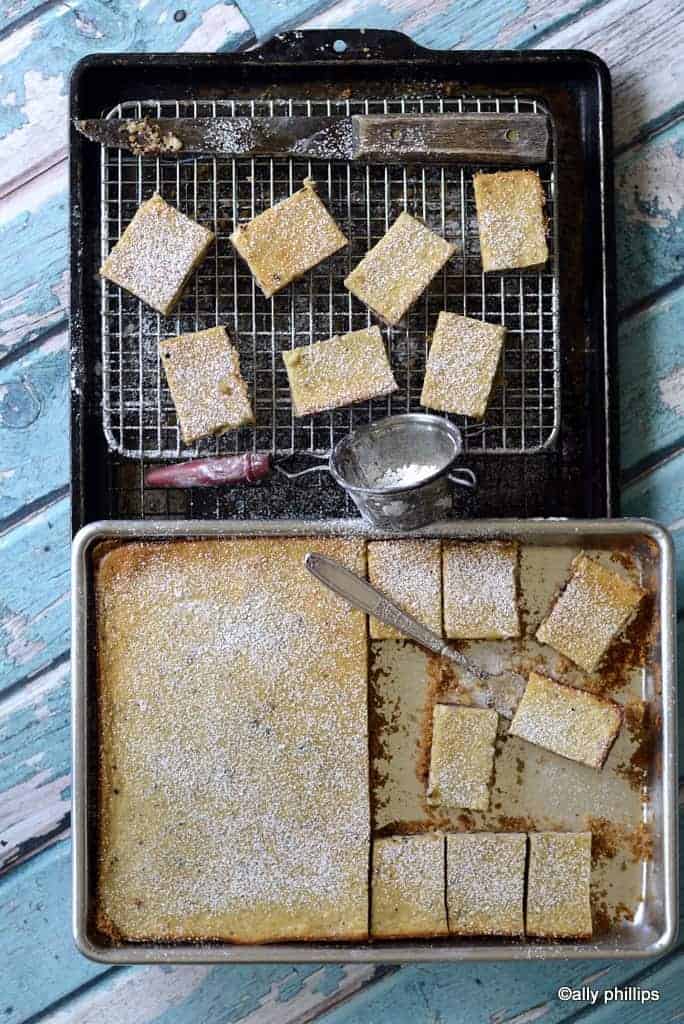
[159,326,254,444]
[473,170,548,272]
[446,833,526,936]
[230,179,348,298]
[508,671,622,769]
[368,540,442,640]
[421,312,505,419]
[371,834,448,939]
[428,704,498,811]
[536,553,645,673]
[344,211,455,326]
[526,832,593,939]
[100,193,215,315]
[282,326,397,417]
[443,541,520,639]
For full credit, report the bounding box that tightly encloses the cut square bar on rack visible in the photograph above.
[473,170,548,272]
[421,312,505,419]
[100,192,215,315]
[159,326,254,444]
[282,326,397,417]
[230,179,348,298]
[345,211,455,326]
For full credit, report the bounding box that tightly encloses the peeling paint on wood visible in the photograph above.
[0,495,70,692]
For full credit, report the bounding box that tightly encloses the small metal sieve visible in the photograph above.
[328,414,476,529]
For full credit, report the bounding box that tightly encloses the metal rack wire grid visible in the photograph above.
[100,96,560,461]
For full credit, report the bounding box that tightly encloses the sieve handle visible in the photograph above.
[448,468,477,489]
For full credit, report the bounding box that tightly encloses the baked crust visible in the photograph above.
[473,170,548,272]
[446,833,526,936]
[536,553,646,673]
[371,834,448,939]
[159,325,254,444]
[421,312,505,420]
[282,326,397,416]
[367,540,442,640]
[526,832,593,939]
[442,541,520,639]
[428,705,498,812]
[230,179,348,298]
[344,212,455,326]
[95,536,369,944]
[100,193,214,315]
[508,671,622,769]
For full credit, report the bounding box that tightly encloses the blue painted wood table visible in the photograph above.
[1,1,682,1021]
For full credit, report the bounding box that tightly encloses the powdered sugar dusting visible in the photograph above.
[536,554,645,673]
[345,211,455,326]
[371,834,447,937]
[447,833,525,935]
[421,312,505,419]
[443,541,520,639]
[473,170,548,272]
[367,539,442,639]
[527,832,592,938]
[282,326,397,417]
[230,179,348,298]
[96,537,370,942]
[100,193,214,315]
[160,326,254,444]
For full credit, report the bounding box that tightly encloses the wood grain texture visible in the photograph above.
[0,330,68,518]
[0,658,70,871]
[621,448,684,598]
[616,118,684,315]
[304,0,683,149]
[0,0,252,203]
[38,963,381,1024]
[620,289,684,474]
[0,841,107,1024]
[0,495,70,694]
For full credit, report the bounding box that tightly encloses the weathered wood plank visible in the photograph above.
[621,449,684,602]
[0,0,252,199]
[40,962,381,1024]
[0,841,107,1024]
[616,117,684,316]
[0,329,68,518]
[0,657,69,871]
[302,0,587,49]
[620,287,684,474]
[0,175,67,359]
[304,0,683,151]
[570,950,684,1021]
[0,495,70,693]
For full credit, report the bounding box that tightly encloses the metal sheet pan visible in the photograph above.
[71,517,677,963]
[70,34,617,524]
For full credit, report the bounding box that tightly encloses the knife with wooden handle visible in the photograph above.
[304,551,527,718]
[74,113,549,164]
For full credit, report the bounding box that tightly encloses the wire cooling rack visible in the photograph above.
[100,96,560,461]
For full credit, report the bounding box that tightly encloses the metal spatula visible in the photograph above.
[305,551,526,718]
[75,112,549,164]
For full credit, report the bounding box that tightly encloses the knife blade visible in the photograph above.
[74,113,549,164]
[304,551,527,719]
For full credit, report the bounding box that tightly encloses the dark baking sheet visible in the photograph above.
[69,30,617,531]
